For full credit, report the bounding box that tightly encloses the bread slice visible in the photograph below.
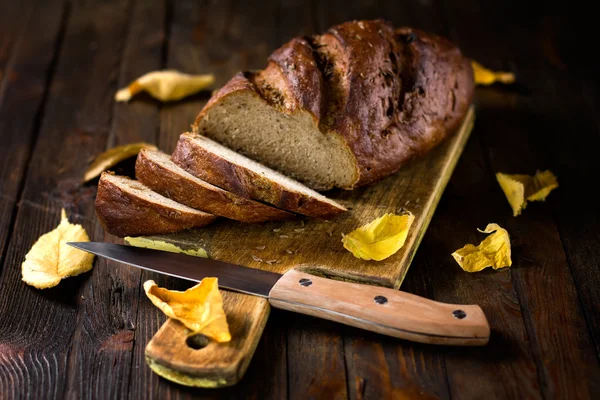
[136,149,294,223]
[95,172,216,237]
[193,20,474,190]
[171,133,347,219]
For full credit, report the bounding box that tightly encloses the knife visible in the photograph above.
[68,242,490,346]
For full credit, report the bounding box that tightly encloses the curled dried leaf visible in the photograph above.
[471,60,515,85]
[342,213,414,261]
[144,279,231,342]
[452,223,512,273]
[125,236,208,258]
[22,209,94,289]
[83,142,157,183]
[115,70,215,102]
[496,170,558,216]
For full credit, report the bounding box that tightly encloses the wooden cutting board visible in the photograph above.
[141,107,475,387]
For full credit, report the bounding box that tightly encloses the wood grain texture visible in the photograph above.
[0,3,138,398]
[286,314,348,400]
[0,0,144,398]
[0,0,66,271]
[444,1,600,397]
[512,5,600,368]
[419,123,544,399]
[269,270,489,345]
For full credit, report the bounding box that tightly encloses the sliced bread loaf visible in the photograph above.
[136,149,294,223]
[96,172,216,237]
[193,20,474,190]
[171,133,347,219]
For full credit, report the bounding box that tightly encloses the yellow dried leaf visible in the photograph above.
[125,236,208,258]
[115,70,215,102]
[471,60,515,85]
[342,213,414,261]
[83,142,157,183]
[22,209,95,289]
[144,279,231,343]
[452,223,512,273]
[496,170,558,216]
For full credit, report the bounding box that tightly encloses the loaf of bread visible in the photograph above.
[193,20,474,190]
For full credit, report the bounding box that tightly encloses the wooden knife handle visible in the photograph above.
[268,270,490,346]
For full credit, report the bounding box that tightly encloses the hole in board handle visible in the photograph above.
[186,334,210,350]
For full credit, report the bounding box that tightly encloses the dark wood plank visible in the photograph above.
[0,3,68,399]
[286,314,348,400]
[420,122,543,400]
[478,2,600,394]
[0,0,66,271]
[0,0,30,74]
[0,0,136,398]
[436,0,600,398]
[515,5,600,364]
[61,0,167,398]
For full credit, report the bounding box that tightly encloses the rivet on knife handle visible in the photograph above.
[268,270,490,346]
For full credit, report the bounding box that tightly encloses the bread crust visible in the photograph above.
[194,20,474,189]
[95,172,216,237]
[135,149,294,223]
[171,133,347,219]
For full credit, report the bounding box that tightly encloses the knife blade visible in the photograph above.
[68,242,490,346]
[68,241,280,297]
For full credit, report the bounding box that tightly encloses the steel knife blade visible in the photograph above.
[68,241,280,297]
[68,241,491,345]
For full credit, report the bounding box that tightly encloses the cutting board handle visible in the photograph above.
[268,270,490,346]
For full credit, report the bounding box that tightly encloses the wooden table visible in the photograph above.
[1,0,599,398]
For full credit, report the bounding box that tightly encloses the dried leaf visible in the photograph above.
[83,142,157,183]
[342,213,414,261]
[471,60,515,85]
[452,223,512,272]
[144,279,231,342]
[496,170,559,216]
[124,236,208,258]
[115,70,215,102]
[22,209,94,289]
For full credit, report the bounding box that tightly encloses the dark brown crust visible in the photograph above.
[95,172,216,237]
[193,20,474,189]
[265,37,323,119]
[135,149,294,223]
[171,133,347,219]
